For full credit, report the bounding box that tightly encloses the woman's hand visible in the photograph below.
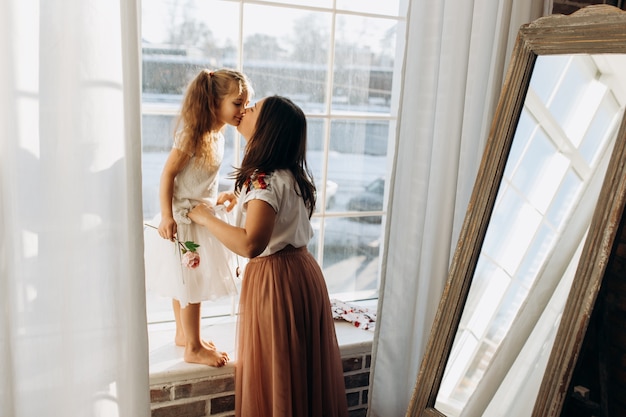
[158,216,177,241]
[188,203,215,227]
[217,192,237,212]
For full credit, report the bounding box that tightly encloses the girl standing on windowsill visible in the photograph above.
[144,68,252,367]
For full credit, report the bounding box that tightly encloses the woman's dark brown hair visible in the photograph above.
[233,95,317,217]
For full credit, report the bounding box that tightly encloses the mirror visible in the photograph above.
[407,5,626,417]
[435,53,626,417]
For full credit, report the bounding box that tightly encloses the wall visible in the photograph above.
[149,350,372,417]
[552,0,625,15]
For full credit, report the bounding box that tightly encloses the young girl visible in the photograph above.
[188,96,348,416]
[144,68,252,367]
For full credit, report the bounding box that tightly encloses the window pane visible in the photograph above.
[545,169,583,229]
[330,119,389,156]
[142,150,167,221]
[530,54,569,106]
[548,56,595,133]
[305,118,337,212]
[333,15,397,114]
[336,0,403,16]
[326,120,388,215]
[243,5,331,113]
[484,188,543,276]
[217,126,243,192]
[142,0,240,92]
[311,217,382,297]
[579,92,620,165]
[264,0,333,6]
[503,110,537,180]
[142,114,175,220]
[514,223,558,291]
[461,262,509,338]
[511,127,561,214]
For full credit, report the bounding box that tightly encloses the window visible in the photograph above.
[141,0,408,323]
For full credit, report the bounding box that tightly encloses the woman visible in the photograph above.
[188,96,348,417]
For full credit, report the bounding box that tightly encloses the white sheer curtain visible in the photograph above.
[369,1,547,416]
[0,1,149,416]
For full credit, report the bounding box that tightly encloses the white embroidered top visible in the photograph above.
[239,169,313,257]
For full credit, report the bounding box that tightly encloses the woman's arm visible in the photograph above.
[189,199,275,258]
[158,148,189,240]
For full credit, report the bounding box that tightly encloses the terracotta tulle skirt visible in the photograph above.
[235,246,348,417]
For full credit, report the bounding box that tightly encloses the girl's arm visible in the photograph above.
[188,199,275,258]
[158,148,190,240]
[216,191,237,212]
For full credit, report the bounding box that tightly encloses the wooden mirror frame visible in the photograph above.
[406,5,626,417]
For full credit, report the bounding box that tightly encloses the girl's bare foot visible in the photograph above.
[175,335,216,350]
[184,345,230,367]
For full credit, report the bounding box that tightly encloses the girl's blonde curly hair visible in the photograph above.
[175,68,253,169]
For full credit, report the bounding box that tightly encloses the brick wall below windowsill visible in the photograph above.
[148,318,374,417]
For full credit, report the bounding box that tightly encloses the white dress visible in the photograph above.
[144,132,238,308]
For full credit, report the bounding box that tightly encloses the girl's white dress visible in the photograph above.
[144,132,238,308]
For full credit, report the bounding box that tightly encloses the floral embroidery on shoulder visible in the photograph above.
[244,170,272,193]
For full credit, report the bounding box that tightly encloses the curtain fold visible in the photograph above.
[369,1,546,416]
[0,1,149,416]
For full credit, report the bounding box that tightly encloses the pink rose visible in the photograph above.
[181,251,200,269]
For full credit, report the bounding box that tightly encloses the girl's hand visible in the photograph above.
[217,192,237,212]
[189,203,215,226]
[158,216,177,241]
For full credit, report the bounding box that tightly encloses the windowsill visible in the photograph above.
[148,315,375,385]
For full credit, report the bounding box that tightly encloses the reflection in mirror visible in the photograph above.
[435,53,626,417]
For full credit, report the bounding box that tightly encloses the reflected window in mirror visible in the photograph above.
[435,54,625,416]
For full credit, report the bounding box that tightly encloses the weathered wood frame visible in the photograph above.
[406,5,626,417]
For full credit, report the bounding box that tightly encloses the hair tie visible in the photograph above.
[209,71,214,77]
